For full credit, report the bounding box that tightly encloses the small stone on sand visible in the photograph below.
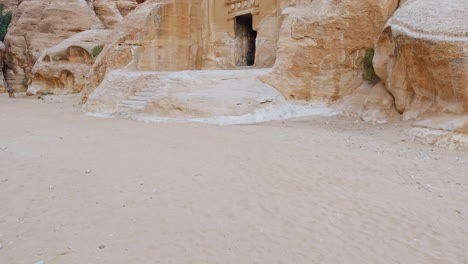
[98,244,105,249]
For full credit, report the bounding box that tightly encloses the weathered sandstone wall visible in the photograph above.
[82,0,288,100]
[374,0,468,120]
[3,0,104,91]
[3,0,138,92]
[261,0,399,101]
[28,29,112,95]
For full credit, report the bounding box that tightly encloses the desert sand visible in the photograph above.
[1,94,467,264]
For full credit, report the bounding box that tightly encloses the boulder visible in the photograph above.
[27,29,112,95]
[374,0,468,120]
[261,0,399,101]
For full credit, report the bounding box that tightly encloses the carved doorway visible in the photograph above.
[235,13,257,66]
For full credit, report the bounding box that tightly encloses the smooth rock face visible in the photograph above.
[84,69,286,118]
[27,29,112,95]
[374,0,468,120]
[261,0,398,101]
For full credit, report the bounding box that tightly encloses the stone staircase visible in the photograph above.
[117,87,161,113]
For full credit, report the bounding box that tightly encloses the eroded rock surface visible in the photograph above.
[261,0,398,101]
[81,1,200,102]
[92,0,138,29]
[2,0,137,92]
[27,29,112,95]
[374,0,468,120]
[3,0,105,91]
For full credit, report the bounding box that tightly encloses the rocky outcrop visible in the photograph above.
[261,0,399,101]
[374,0,468,120]
[2,0,138,93]
[3,0,105,92]
[81,0,204,102]
[83,69,286,119]
[27,29,112,95]
[92,0,138,29]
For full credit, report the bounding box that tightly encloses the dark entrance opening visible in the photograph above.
[235,13,257,66]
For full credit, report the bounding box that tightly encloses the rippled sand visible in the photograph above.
[1,94,467,264]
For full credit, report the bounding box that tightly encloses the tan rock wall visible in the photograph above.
[82,0,286,100]
[92,0,138,29]
[3,0,105,92]
[3,0,138,92]
[202,0,284,69]
[261,0,398,101]
[28,29,112,95]
[374,0,468,120]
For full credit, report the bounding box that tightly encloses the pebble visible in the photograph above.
[98,244,106,249]
[85,169,92,174]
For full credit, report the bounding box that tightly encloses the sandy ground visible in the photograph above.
[1,94,467,264]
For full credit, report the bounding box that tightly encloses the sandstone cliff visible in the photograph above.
[374,0,468,120]
[3,0,137,92]
[261,0,399,101]
[4,0,104,91]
